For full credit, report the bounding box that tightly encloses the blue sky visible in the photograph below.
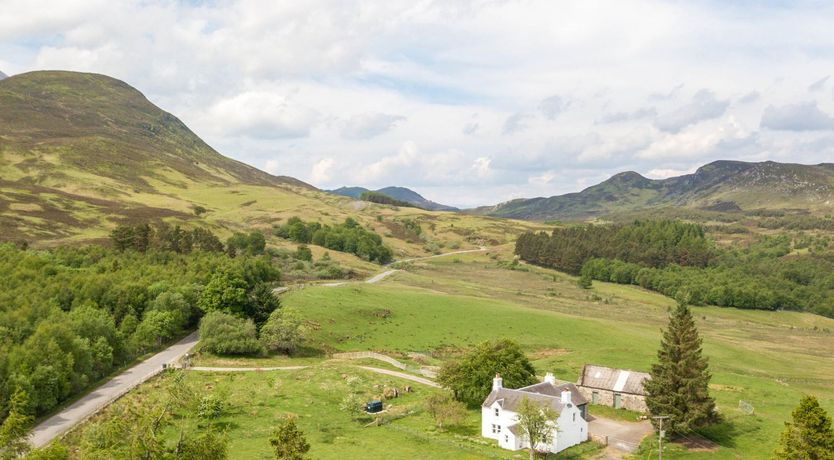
[3,0,834,207]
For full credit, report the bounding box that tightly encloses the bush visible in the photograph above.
[260,308,305,355]
[199,311,263,355]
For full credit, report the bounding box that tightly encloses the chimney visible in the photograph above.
[561,389,572,404]
[544,372,556,385]
[493,373,503,391]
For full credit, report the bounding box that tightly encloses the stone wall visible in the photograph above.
[576,386,648,413]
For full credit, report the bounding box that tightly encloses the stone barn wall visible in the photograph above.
[576,386,647,413]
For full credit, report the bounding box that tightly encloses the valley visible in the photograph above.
[2,70,834,460]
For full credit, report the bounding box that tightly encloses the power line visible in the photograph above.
[651,415,671,460]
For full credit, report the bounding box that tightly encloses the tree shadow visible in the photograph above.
[286,346,326,358]
[687,416,752,450]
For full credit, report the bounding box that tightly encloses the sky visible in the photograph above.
[3,1,834,207]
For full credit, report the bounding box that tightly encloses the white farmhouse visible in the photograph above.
[481,373,589,454]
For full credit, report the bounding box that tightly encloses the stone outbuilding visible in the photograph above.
[575,364,650,413]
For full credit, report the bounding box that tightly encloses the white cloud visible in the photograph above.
[341,113,405,139]
[654,89,730,133]
[503,112,531,135]
[809,76,829,92]
[646,168,695,179]
[539,95,568,120]
[760,102,834,131]
[204,91,320,139]
[310,158,335,184]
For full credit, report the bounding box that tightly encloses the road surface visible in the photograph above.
[29,331,199,448]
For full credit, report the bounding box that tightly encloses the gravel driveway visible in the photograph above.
[588,416,654,453]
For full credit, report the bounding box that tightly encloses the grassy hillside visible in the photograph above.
[0,71,541,257]
[475,161,834,221]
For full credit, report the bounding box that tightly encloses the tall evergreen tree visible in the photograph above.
[775,395,834,460]
[644,300,718,436]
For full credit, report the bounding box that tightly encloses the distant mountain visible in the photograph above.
[473,160,834,221]
[328,186,459,211]
[0,70,7,80]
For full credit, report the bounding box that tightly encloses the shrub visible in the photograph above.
[199,311,263,355]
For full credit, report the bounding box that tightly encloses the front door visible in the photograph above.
[614,393,622,409]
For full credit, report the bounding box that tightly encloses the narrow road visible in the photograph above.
[29,331,199,448]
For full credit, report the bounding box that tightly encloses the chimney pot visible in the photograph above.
[492,373,503,390]
[544,372,556,385]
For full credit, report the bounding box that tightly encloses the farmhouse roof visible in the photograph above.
[577,364,650,395]
[518,382,588,406]
[483,388,571,414]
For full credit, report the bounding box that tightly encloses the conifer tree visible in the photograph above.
[270,417,310,460]
[775,395,834,459]
[644,299,717,436]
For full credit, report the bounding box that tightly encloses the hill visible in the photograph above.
[0,70,7,80]
[328,186,458,211]
[474,160,834,221]
[0,70,539,254]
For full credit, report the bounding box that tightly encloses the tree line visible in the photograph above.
[515,220,712,275]
[359,191,420,209]
[515,221,834,317]
[0,234,280,426]
[273,217,393,264]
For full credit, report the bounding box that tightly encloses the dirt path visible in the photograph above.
[188,364,441,388]
[354,366,441,388]
[29,331,199,448]
[188,366,309,372]
[365,269,398,284]
[322,246,488,287]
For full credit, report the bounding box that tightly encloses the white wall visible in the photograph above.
[553,403,588,452]
[481,400,588,454]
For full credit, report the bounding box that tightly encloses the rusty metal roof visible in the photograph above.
[577,364,650,395]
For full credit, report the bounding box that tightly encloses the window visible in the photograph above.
[494,408,499,417]
[573,413,576,422]
[491,424,496,434]
[504,435,509,443]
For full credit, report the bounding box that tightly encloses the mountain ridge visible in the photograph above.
[328,186,458,211]
[474,160,834,220]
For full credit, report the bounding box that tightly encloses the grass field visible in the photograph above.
[61,365,603,459]
[58,245,834,459]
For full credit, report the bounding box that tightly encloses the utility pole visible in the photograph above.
[652,415,670,460]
